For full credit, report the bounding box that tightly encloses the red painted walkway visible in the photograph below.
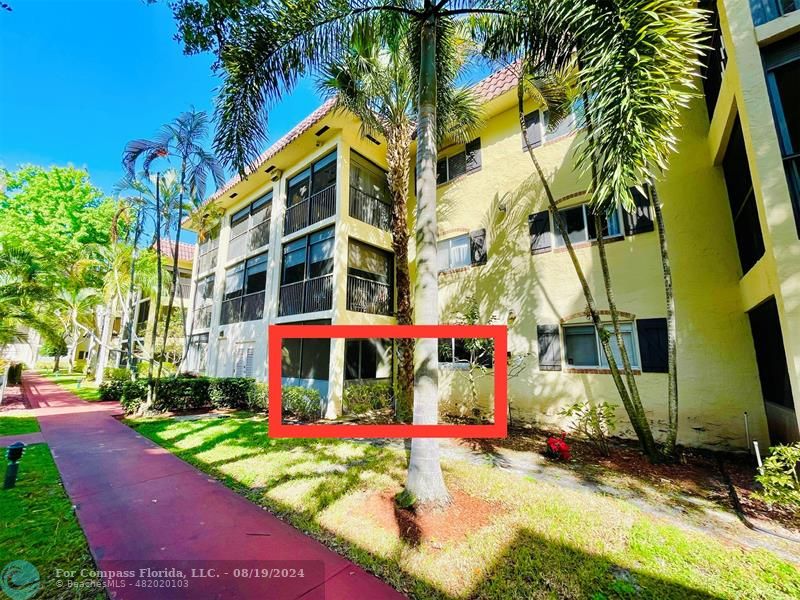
[22,373,405,600]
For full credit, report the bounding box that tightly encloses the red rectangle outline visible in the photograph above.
[268,324,507,438]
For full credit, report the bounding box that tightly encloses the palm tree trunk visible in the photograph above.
[405,13,449,507]
[386,127,414,422]
[651,186,678,456]
[124,209,144,374]
[93,297,117,385]
[157,162,186,382]
[594,213,658,458]
[144,173,163,413]
[516,77,658,460]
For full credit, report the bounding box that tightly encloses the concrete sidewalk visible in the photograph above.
[22,373,405,599]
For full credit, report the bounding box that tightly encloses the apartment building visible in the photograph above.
[183,0,800,449]
[120,239,195,367]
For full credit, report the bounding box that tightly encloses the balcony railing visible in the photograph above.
[346,274,392,315]
[750,0,799,25]
[279,274,333,316]
[284,184,336,235]
[220,290,266,324]
[349,186,391,232]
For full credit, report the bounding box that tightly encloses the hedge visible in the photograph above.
[282,386,321,421]
[109,375,270,415]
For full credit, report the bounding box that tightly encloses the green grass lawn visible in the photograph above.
[40,371,101,401]
[0,443,102,599]
[0,415,39,436]
[128,414,800,600]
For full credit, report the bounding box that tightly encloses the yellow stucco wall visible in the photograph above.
[415,86,770,450]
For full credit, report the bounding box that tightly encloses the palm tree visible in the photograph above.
[170,0,556,507]
[318,22,482,424]
[123,110,224,392]
[486,0,707,460]
[54,287,99,373]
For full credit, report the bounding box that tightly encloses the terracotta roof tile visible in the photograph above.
[472,63,519,103]
[156,240,195,262]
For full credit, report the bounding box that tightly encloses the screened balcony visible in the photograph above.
[284,152,337,235]
[349,153,391,232]
[279,227,335,316]
[346,239,393,316]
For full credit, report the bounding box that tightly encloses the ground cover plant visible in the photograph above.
[0,443,102,598]
[128,413,800,599]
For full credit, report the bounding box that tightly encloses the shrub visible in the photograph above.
[282,386,320,421]
[560,401,617,456]
[545,433,571,461]
[99,380,125,402]
[247,382,269,413]
[755,443,800,508]
[153,377,211,412]
[209,378,255,409]
[120,380,148,414]
[104,367,131,383]
[343,381,393,415]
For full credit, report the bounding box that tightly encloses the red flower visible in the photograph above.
[546,433,571,461]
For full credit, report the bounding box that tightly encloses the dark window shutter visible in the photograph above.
[528,211,551,254]
[448,151,467,180]
[537,325,562,371]
[637,318,668,372]
[436,159,447,185]
[523,111,542,149]
[470,228,487,265]
[466,138,482,172]
[624,186,655,235]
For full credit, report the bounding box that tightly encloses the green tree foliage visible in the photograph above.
[0,166,118,285]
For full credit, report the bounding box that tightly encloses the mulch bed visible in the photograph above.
[0,385,30,412]
[464,426,800,535]
[363,487,503,546]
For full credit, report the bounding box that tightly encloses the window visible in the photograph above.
[197,227,220,274]
[765,36,800,236]
[522,102,581,150]
[345,339,392,380]
[437,338,493,368]
[220,252,267,324]
[135,299,150,336]
[347,240,394,315]
[282,334,331,381]
[188,333,209,373]
[279,228,335,315]
[563,323,639,369]
[192,275,215,329]
[722,118,764,274]
[284,152,337,234]
[437,235,471,272]
[228,192,272,260]
[553,205,622,247]
[436,139,481,185]
[350,153,391,230]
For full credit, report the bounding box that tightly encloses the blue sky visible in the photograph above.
[0,0,323,199]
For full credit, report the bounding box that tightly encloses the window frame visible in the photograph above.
[196,227,220,275]
[437,234,471,272]
[436,138,481,186]
[228,191,273,260]
[552,204,624,248]
[280,226,335,285]
[286,151,338,209]
[562,322,641,370]
[220,252,269,324]
[192,274,215,331]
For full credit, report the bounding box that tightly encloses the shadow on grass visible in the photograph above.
[470,528,723,600]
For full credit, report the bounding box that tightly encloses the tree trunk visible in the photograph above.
[516,74,659,460]
[651,186,678,456]
[143,173,163,414]
[594,213,658,458]
[405,14,450,507]
[53,353,60,372]
[157,162,186,382]
[124,211,144,373]
[94,298,116,385]
[386,126,414,422]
